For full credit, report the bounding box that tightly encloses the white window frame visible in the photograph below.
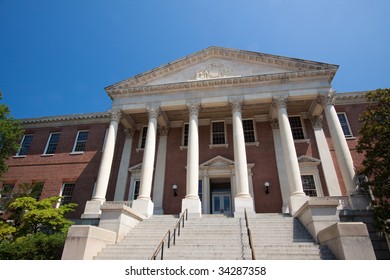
[298,157,323,197]
[242,118,259,146]
[289,115,307,141]
[337,112,354,138]
[180,123,189,150]
[138,126,148,149]
[209,120,228,148]
[71,130,89,154]
[43,132,61,155]
[16,134,33,157]
[58,182,75,206]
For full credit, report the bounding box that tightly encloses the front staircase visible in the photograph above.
[94,213,335,260]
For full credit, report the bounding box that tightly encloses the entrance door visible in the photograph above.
[212,192,232,215]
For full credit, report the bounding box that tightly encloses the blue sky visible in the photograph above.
[1,0,389,119]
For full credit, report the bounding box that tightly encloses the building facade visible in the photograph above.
[1,47,369,221]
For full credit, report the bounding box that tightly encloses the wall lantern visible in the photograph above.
[264,182,270,194]
[172,184,178,197]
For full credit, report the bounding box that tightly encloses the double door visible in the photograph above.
[211,192,232,215]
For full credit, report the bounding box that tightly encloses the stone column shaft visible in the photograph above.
[272,97,307,215]
[231,100,250,197]
[132,106,160,218]
[114,129,134,201]
[181,103,202,218]
[321,93,356,194]
[230,99,254,217]
[93,111,121,202]
[138,107,160,200]
[310,116,341,196]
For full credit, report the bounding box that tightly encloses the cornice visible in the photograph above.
[107,69,336,98]
[335,91,368,105]
[20,112,111,128]
[105,46,338,97]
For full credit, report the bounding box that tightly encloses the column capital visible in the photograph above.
[158,126,170,136]
[272,96,288,110]
[317,91,336,107]
[109,110,122,122]
[269,119,279,129]
[310,115,324,129]
[229,98,243,114]
[187,103,201,117]
[146,106,161,119]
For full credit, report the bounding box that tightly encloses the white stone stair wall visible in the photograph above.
[163,214,252,260]
[94,215,178,260]
[248,214,335,260]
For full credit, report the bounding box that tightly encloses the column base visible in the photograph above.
[132,199,154,218]
[234,196,255,218]
[81,200,103,219]
[289,195,309,216]
[181,197,202,219]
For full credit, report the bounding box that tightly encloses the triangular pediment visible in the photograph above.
[298,155,321,166]
[200,155,235,168]
[128,163,143,173]
[105,46,338,96]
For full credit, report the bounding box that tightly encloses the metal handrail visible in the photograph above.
[151,209,188,260]
[244,209,256,260]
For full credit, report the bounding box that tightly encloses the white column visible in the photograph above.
[114,128,134,201]
[230,99,254,217]
[272,97,308,215]
[132,106,160,218]
[320,92,356,194]
[181,103,202,218]
[270,120,290,213]
[82,110,121,218]
[93,110,121,202]
[310,116,342,196]
[152,126,169,215]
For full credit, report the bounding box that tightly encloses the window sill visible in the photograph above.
[245,142,259,147]
[179,146,187,151]
[346,136,356,140]
[13,155,26,158]
[209,144,228,149]
[136,148,144,153]
[41,154,54,157]
[70,151,84,155]
[294,139,310,144]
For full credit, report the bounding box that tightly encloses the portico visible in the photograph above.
[82,46,356,219]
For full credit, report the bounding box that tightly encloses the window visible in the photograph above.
[337,112,353,138]
[243,119,256,143]
[182,123,189,146]
[301,175,317,197]
[44,132,60,154]
[16,134,33,156]
[31,182,44,201]
[139,127,148,149]
[72,131,89,153]
[211,121,226,145]
[289,116,305,140]
[60,183,75,205]
[132,180,140,200]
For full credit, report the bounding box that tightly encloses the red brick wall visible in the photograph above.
[2,122,109,218]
